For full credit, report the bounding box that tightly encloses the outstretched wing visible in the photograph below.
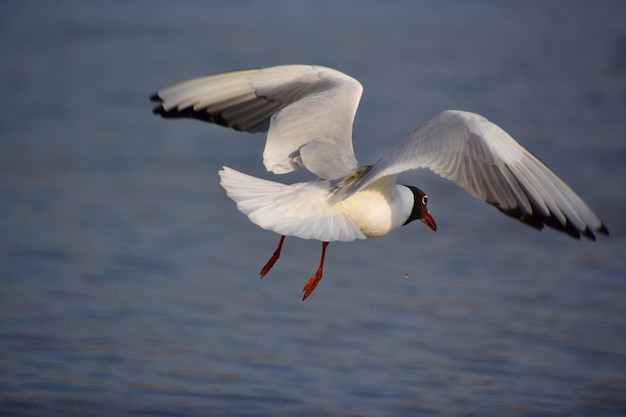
[151,65,363,179]
[336,110,608,240]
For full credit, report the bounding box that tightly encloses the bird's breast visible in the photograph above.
[340,185,413,238]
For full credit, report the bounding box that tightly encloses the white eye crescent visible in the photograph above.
[422,195,428,205]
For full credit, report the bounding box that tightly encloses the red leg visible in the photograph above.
[260,235,285,278]
[302,241,330,301]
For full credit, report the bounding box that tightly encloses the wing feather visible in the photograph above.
[336,110,607,240]
[152,65,363,179]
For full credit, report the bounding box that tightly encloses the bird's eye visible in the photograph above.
[422,195,428,205]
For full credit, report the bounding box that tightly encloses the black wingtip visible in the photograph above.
[150,93,167,117]
[152,104,169,117]
[581,228,596,241]
[498,206,544,231]
[573,223,610,242]
[578,222,610,242]
[151,100,198,119]
[598,223,610,237]
[495,204,609,242]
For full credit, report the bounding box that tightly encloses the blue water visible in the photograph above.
[1,1,625,416]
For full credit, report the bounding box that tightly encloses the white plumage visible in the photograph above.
[219,167,366,242]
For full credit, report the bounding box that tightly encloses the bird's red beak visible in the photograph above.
[422,210,437,232]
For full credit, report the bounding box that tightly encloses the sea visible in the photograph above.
[1,1,625,416]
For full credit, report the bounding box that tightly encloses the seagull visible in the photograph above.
[151,64,608,300]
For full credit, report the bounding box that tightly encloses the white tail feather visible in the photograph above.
[219,167,366,242]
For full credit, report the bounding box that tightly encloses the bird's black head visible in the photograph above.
[403,186,437,231]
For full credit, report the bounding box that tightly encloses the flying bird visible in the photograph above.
[150,65,608,300]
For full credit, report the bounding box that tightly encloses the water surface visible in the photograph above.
[1,1,625,416]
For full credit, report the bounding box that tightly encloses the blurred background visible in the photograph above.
[1,1,625,416]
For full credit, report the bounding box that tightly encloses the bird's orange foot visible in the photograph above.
[302,268,324,301]
[259,235,285,278]
[301,241,329,300]
[260,254,279,278]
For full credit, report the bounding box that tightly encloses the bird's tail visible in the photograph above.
[218,166,366,242]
